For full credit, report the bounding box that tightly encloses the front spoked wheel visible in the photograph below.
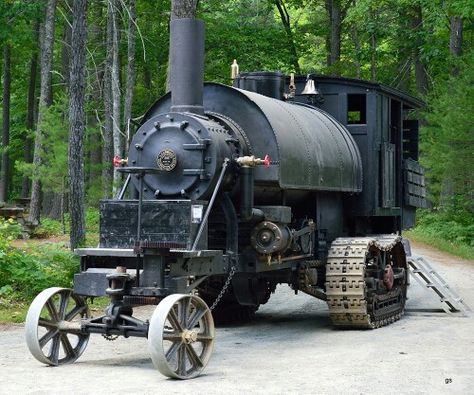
[25,287,90,365]
[148,294,215,379]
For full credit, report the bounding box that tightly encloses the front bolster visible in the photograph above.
[74,270,110,297]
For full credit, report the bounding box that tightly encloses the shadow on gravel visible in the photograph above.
[217,310,332,335]
[77,357,155,369]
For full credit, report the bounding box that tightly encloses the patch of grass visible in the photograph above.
[85,208,100,233]
[87,296,110,313]
[32,217,63,238]
[0,238,79,303]
[0,207,104,323]
[404,228,474,261]
[0,296,110,324]
[0,303,27,324]
[32,207,100,240]
[85,232,100,247]
[403,209,474,260]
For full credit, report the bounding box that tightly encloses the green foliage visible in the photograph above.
[1,0,472,263]
[32,217,63,239]
[85,207,100,233]
[16,96,69,195]
[420,50,474,218]
[31,207,99,239]
[405,208,474,260]
[0,218,23,240]
[415,210,474,247]
[0,237,79,303]
[202,0,302,81]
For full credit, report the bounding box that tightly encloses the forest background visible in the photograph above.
[0,0,472,312]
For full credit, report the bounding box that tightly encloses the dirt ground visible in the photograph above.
[0,241,472,394]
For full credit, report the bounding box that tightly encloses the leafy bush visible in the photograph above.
[0,218,23,240]
[85,208,100,233]
[415,210,474,247]
[0,238,79,303]
[32,217,63,238]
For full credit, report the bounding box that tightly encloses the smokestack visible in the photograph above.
[169,18,205,115]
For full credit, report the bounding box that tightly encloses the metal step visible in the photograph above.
[407,254,471,315]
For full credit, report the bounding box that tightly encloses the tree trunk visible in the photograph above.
[325,0,342,75]
[29,0,58,224]
[274,0,301,74]
[370,33,376,81]
[171,0,199,19]
[102,0,114,198]
[143,65,152,90]
[350,23,361,79]
[412,5,429,96]
[111,0,122,193]
[45,193,63,219]
[449,16,463,57]
[61,0,72,89]
[21,21,40,199]
[0,44,11,203]
[68,0,87,250]
[123,0,137,151]
[88,1,103,190]
[449,15,463,76]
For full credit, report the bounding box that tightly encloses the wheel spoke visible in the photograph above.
[48,334,61,364]
[184,297,192,328]
[46,299,59,322]
[165,341,181,360]
[39,329,59,348]
[148,294,214,379]
[163,332,182,342]
[196,333,214,342]
[185,343,203,368]
[187,307,206,329]
[58,292,70,320]
[64,305,87,321]
[178,298,191,329]
[26,288,90,366]
[168,308,184,333]
[177,344,187,376]
[38,318,57,329]
[60,334,76,358]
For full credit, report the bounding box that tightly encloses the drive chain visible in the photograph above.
[209,266,236,311]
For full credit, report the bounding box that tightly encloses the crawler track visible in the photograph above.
[325,236,407,329]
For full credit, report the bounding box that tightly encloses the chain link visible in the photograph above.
[209,266,236,311]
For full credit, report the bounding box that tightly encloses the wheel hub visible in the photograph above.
[383,265,395,290]
[182,329,198,344]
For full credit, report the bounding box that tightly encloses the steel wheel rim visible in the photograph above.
[148,294,215,379]
[25,287,90,366]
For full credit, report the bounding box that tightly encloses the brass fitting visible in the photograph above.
[235,155,270,168]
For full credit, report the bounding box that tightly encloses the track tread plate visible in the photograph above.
[325,236,405,329]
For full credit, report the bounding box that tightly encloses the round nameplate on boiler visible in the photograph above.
[156,149,177,171]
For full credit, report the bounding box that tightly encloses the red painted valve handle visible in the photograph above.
[264,154,271,168]
[113,155,121,167]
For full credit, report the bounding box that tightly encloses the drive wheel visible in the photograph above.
[148,294,215,379]
[25,287,90,365]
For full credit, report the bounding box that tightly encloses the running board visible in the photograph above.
[408,254,471,315]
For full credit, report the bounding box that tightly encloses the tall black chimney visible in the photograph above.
[169,18,205,115]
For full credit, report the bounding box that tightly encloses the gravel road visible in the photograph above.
[0,242,473,395]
